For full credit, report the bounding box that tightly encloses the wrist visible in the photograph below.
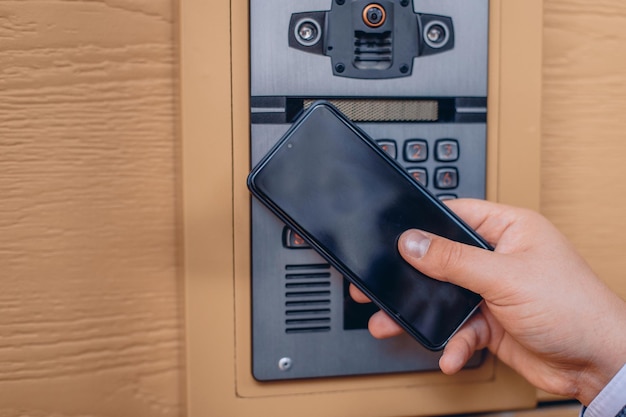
[574,295,626,405]
[576,363,622,406]
[581,364,626,417]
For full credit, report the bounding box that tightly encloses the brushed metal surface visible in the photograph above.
[251,0,489,97]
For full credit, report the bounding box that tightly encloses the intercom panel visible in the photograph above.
[182,0,543,414]
[250,0,489,381]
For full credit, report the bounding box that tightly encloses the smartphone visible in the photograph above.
[247,101,492,350]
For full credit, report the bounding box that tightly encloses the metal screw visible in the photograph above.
[336,0,345,4]
[278,357,292,371]
[400,64,409,74]
[335,63,345,73]
[400,0,409,6]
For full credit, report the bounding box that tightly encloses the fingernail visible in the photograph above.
[400,230,431,259]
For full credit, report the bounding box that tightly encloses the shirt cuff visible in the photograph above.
[582,363,626,417]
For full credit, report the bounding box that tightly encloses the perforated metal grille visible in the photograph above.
[303,99,438,122]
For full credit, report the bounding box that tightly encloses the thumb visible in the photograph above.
[398,229,509,297]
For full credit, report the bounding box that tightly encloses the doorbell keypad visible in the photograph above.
[378,137,465,196]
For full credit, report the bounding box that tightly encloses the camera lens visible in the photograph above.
[363,4,386,28]
[294,18,322,47]
[423,21,449,48]
[367,7,382,24]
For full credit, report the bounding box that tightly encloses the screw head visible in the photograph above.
[400,64,410,74]
[335,63,346,73]
[278,357,292,371]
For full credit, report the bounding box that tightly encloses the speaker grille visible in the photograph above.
[284,264,332,333]
[303,99,438,122]
[353,31,393,70]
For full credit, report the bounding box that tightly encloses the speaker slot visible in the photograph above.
[353,31,392,70]
[285,263,331,271]
[286,282,331,289]
[285,272,331,280]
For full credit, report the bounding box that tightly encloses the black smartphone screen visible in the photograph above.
[248,102,490,350]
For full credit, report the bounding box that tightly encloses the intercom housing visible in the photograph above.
[251,0,489,381]
[180,0,543,415]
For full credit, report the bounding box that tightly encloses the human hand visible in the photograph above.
[350,199,626,405]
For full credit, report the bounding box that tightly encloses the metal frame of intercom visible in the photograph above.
[180,0,543,415]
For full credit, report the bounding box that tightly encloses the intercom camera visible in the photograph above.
[288,0,454,79]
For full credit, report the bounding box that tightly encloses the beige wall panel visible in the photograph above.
[0,1,183,416]
[542,0,626,299]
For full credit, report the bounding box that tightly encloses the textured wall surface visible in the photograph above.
[542,0,626,298]
[0,0,624,415]
[0,1,183,416]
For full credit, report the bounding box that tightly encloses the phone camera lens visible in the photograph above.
[294,18,322,47]
[363,4,386,28]
[423,21,450,48]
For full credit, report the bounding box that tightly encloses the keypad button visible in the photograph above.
[283,227,310,249]
[407,168,428,187]
[435,139,459,162]
[377,140,397,159]
[404,140,428,162]
[434,167,459,189]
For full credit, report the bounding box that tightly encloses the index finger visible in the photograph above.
[445,199,522,246]
[349,283,371,304]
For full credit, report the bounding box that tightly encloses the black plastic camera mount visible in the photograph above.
[288,0,454,79]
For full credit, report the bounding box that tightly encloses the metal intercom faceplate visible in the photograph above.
[250,0,489,381]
